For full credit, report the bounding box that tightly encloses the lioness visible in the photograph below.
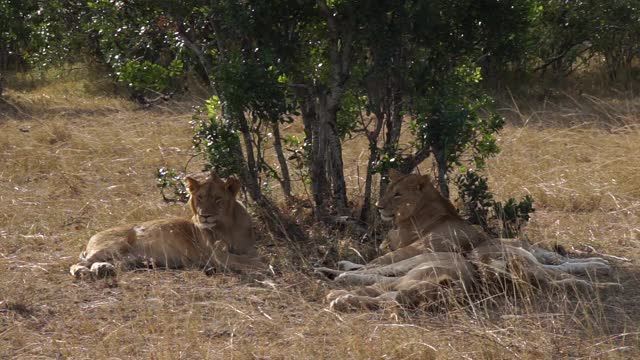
[318,169,617,311]
[70,171,265,279]
[370,169,489,264]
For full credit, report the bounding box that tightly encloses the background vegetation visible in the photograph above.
[4,0,639,227]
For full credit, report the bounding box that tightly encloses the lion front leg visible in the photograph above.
[209,242,266,274]
[365,244,424,267]
[70,263,92,280]
[327,289,399,312]
[70,261,116,279]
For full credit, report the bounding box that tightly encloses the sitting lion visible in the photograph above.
[371,169,488,262]
[317,169,617,311]
[70,170,266,279]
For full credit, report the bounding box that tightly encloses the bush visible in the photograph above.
[456,169,534,238]
[156,167,188,203]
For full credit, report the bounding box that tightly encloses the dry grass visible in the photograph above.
[1,75,640,359]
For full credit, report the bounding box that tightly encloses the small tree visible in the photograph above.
[408,63,504,198]
[456,170,535,238]
[84,1,186,101]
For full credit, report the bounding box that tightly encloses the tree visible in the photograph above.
[8,0,610,232]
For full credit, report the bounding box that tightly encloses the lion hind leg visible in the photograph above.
[337,260,365,271]
[548,274,622,292]
[326,253,444,279]
[532,247,609,266]
[563,257,609,264]
[316,254,433,280]
[354,253,449,276]
[543,261,611,276]
[546,277,593,292]
[334,272,395,286]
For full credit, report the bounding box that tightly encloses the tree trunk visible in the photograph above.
[271,121,292,200]
[295,85,329,219]
[0,48,8,71]
[316,0,353,217]
[319,91,348,213]
[224,136,256,200]
[359,126,382,222]
[379,88,404,196]
[359,73,388,222]
[230,118,306,241]
[433,147,450,199]
[237,113,259,186]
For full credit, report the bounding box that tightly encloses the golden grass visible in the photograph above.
[1,77,640,359]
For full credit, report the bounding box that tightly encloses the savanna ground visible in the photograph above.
[1,70,640,359]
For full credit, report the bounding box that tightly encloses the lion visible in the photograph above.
[317,169,618,311]
[366,169,489,266]
[69,170,266,279]
[317,252,477,311]
[469,238,615,292]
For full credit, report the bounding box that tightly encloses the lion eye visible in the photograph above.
[393,192,401,198]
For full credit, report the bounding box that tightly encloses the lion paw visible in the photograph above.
[90,262,116,278]
[326,289,351,303]
[203,266,217,276]
[329,294,357,312]
[70,264,92,280]
[314,267,342,280]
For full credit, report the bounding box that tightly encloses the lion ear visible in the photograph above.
[417,175,432,192]
[184,176,200,194]
[388,168,403,182]
[225,177,241,197]
[209,170,222,183]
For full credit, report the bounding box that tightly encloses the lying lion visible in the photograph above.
[318,169,618,311]
[70,171,265,279]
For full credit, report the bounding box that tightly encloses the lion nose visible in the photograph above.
[198,212,213,221]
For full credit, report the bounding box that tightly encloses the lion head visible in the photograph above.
[376,169,457,223]
[184,170,241,230]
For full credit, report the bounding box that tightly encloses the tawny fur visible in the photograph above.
[370,169,489,265]
[70,171,265,279]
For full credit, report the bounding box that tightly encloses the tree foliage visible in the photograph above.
[3,0,637,231]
